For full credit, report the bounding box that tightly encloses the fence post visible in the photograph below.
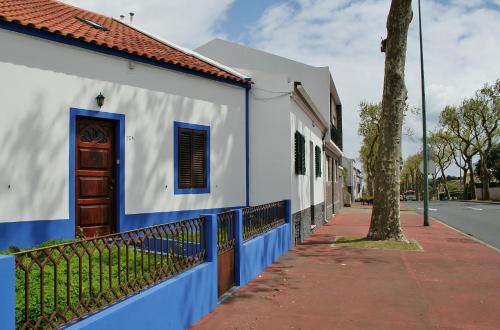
[0,255,15,330]
[234,209,244,286]
[284,199,292,251]
[202,214,218,308]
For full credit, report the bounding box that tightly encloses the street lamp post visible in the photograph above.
[418,0,430,226]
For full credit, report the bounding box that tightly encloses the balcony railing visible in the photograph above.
[330,122,338,142]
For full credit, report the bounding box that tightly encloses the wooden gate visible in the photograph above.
[217,211,236,297]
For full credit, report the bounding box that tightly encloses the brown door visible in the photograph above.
[217,212,236,297]
[75,118,116,237]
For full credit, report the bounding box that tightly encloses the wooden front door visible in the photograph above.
[75,118,116,237]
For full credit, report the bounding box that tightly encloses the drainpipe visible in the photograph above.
[322,131,327,223]
[245,86,250,207]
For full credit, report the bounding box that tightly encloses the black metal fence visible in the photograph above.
[13,217,206,329]
[243,201,286,241]
[217,211,236,254]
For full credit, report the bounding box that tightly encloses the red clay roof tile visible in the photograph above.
[0,0,249,84]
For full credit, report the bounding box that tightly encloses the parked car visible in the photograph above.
[403,190,416,201]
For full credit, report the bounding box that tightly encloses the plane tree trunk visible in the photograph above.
[467,159,476,200]
[367,0,412,241]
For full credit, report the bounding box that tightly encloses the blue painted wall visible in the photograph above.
[0,219,74,250]
[64,263,217,330]
[63,211,219,330]
[0,202,292,330]
[0,207,239,250]
[238,223,291,287]
[0,255,15,330]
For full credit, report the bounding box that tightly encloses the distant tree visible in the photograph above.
[440,105,478,199]
[469,80,500,200]
[401,153,422,200]
[475,143,500,182]
[358,102,381,195]
[368,0,413,241]
[429,130,453,199]
[491,144,500,182]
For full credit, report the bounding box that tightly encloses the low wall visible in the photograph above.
[239,223,291,287]
[0,200,292,330]
[0,255,15,329]
[475,187,500,201]
[65,263,217,330]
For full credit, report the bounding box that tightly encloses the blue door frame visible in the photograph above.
[69,108,126,233]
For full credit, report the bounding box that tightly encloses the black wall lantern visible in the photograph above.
[96,93,105,108]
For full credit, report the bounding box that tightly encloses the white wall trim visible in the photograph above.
[324,140,343,157]
[291,82,328,134]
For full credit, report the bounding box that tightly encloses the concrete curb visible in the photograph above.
[460,200,500,205]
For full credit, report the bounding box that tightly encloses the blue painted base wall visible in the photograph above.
[0,201,292,330]
[0,255,15,330]
[0,219,74,250]
[239,223,292,287]
[0,207,239,250]
[64,263,217,330]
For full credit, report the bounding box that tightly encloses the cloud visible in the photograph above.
[64,0,234,48]
[247,0,500,167]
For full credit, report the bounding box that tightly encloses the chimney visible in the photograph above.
[129,12,135,24]
[119,15,125,21]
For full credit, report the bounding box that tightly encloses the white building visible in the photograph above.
[342,157,364,203]
[0,1,251,249]
[197,39,344,244]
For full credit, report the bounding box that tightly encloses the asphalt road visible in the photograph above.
[403,201,500,249]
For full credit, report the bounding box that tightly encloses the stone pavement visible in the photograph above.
[192,204,500,330]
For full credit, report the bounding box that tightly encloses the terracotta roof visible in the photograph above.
[0,0,250,85]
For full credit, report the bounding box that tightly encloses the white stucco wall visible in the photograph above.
[196,39,332,128]
[0,29,246,223]
[239,69,292,206]
[197,39,328,214]
[290,101,325,213]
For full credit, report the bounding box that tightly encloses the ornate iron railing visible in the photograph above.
[14,217,206,329]
[217,211,236,254]
[243,201,286,241]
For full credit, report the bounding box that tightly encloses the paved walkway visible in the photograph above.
[192,205,500,330]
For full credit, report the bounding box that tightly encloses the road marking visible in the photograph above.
[467,207,483,211]
[417,207,437,211]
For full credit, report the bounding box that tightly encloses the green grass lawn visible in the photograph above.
[333,236,421,251]
[11,239,200,329]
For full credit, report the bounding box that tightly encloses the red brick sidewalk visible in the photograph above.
[192,207,500,330]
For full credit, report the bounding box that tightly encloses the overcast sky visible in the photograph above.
[66,0,500,172]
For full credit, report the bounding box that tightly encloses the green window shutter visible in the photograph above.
[300,135,306,175]
[315,145,322,177]
[295,131,300,174]
[294,131,306,175]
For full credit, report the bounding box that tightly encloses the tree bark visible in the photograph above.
[440,166,450,199]
[462,167,468,199]
[368,0,412,241]
[467,158,476,199]
[480,156,490,200]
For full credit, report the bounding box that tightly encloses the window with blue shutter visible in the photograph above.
[174,122,210,194]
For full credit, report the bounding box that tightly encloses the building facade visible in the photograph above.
[197,39,344,244]
[0,1,252,249]
[342,157,364,203]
